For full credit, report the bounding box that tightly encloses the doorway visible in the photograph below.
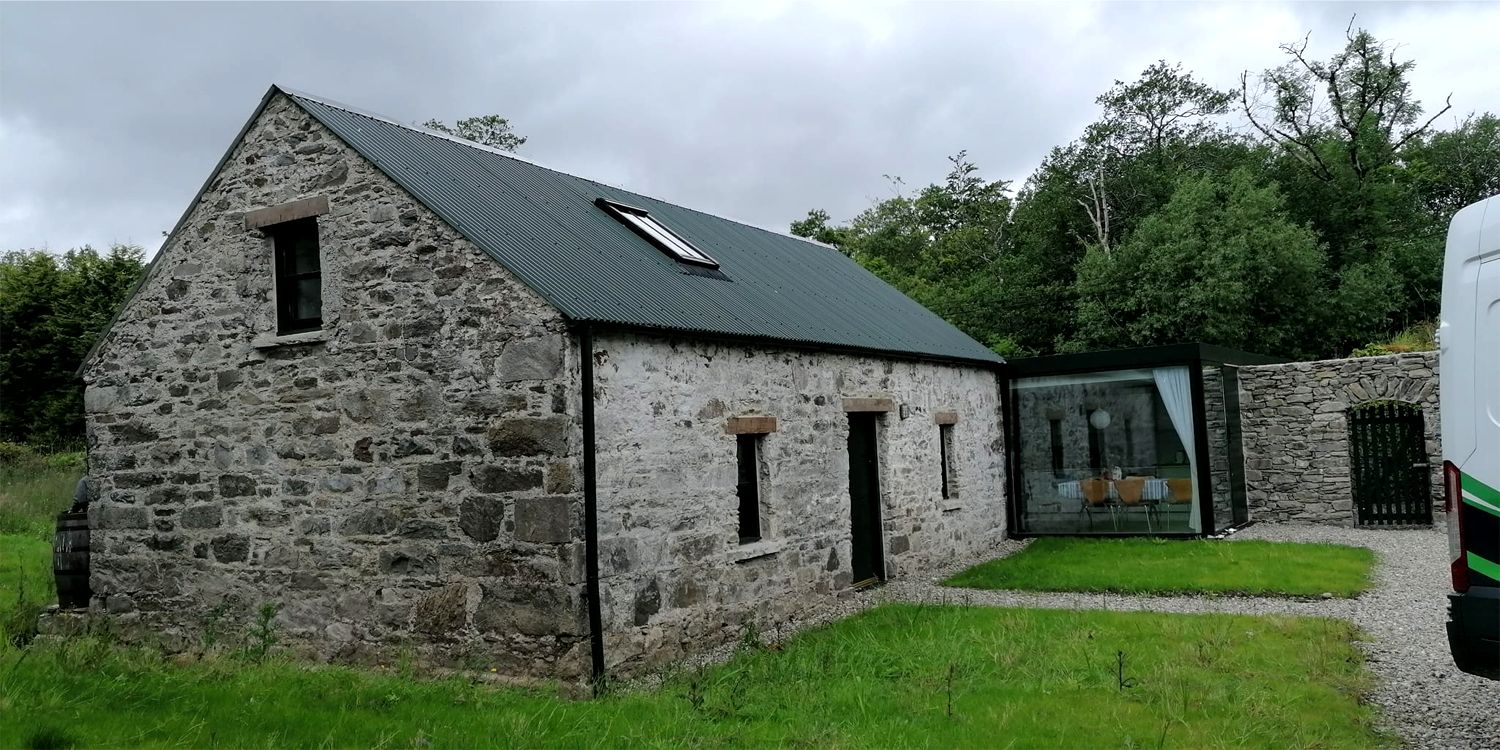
[847,413,885,586]
[1348,401,1432,525]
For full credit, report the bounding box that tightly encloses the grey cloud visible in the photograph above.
[1,1,1494,255]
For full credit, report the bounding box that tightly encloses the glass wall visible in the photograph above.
[1011,367,1201,534]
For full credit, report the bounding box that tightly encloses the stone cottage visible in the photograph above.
[78,86,1007,682]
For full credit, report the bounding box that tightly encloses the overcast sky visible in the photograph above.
[2,1,1496,255]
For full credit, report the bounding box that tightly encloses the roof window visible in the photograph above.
[595,198,718,268]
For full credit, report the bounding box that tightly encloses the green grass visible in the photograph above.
[0,448,80,538]
[0,448,78,643]
[945,537,1377,598]
[0,604,1387,749]
[0,450,1387,747]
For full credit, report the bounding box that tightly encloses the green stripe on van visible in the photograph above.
[1469,551,1500,583]
[1465,471,1500,504]
[1463,471,1500,518]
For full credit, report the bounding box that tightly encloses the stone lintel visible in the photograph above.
[245,196,330,230]
[933,411,959,425]
[842,397,895,413]
[724,416,778,435]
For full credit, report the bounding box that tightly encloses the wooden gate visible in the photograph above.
[1348,401,1432,526]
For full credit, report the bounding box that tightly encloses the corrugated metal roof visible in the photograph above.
[282,87,1003,366]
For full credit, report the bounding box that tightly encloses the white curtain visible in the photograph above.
[1153,367,1201,532]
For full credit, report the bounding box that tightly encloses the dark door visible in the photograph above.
[1349,401,1432,526]
[847,413,885,586]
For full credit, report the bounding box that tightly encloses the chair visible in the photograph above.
[1166,479,1193,504]
[1115,478,1151,532]
[1165,478,1193,527]
[1080,478,1115,531]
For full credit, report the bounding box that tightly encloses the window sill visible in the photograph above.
[252,330,329,350]
[732,539,783,563]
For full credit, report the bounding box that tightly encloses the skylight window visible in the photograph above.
[595,198,718,267]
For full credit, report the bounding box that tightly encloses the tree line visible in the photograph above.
[789,23,1499,360]
[5,25,1494,446]
[0,245,145,447]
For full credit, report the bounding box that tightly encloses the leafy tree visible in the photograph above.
[788,209,851,248]
[422,114,527,152]
[1241,22,1452,341]
[792,153,1014,351]
[1403,113,1500,218]
[1072,169,1327,357]
[999,62,1258,354]
[0,245,145,447]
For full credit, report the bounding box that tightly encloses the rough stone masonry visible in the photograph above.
[78,92,1009,682]
[1237,352,1440,525]
[81,94,593,680]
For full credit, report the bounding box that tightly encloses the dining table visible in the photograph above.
[1056,478,1170,502]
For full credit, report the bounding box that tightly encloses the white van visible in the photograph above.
[1440,193,1500,679]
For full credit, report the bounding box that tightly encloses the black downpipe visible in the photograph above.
[580,325,606,684]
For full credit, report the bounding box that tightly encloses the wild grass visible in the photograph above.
[945,537,1376,597]
[0,444,81,538]
[0,445,79,644]
[0,604,1389,749]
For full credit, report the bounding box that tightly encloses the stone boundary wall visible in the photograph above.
[1238,352,1440,525]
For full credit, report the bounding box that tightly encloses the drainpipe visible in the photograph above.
[579,324,606,685]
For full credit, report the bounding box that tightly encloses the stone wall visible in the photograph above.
[1238,352,1440,524]
[589,331,1006,676]
[80,93,592,681]
[1202,366,1233,529]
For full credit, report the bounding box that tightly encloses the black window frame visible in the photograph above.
[270,217,323,335]
[735,434,762,543]
[595,197,720,268]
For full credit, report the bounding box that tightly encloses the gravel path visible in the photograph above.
[665,524,1497,749]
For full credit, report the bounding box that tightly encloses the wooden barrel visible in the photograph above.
[52,511,91,610]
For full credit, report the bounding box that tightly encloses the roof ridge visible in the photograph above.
[274,85,844,255]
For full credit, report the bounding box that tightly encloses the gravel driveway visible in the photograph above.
[879,524,1496,750]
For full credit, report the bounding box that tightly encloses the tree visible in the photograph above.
[1241,23,1451,186]
[788,209,851,248]
[0,245,145,447]
[998,62,1256,354]
[1072,169,1327,357]
[1403,113,1500,218]
[791,153,1015,352]
[422,114,527,152]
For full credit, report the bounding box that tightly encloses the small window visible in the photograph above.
[271,218,322,334]
[939,424,956,500]
[736,434,762,543]
[595,198,719,267]
[1087,421,1104,473]
[1048,418,1065,478]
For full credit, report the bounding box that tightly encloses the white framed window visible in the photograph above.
[595,198,719,267]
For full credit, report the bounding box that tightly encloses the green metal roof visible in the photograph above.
[282,87,1003,366]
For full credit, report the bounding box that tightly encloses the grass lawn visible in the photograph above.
[945,537,1376,598]
[0,604,1387,749]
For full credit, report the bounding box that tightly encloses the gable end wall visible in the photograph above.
[80,94,591,681]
